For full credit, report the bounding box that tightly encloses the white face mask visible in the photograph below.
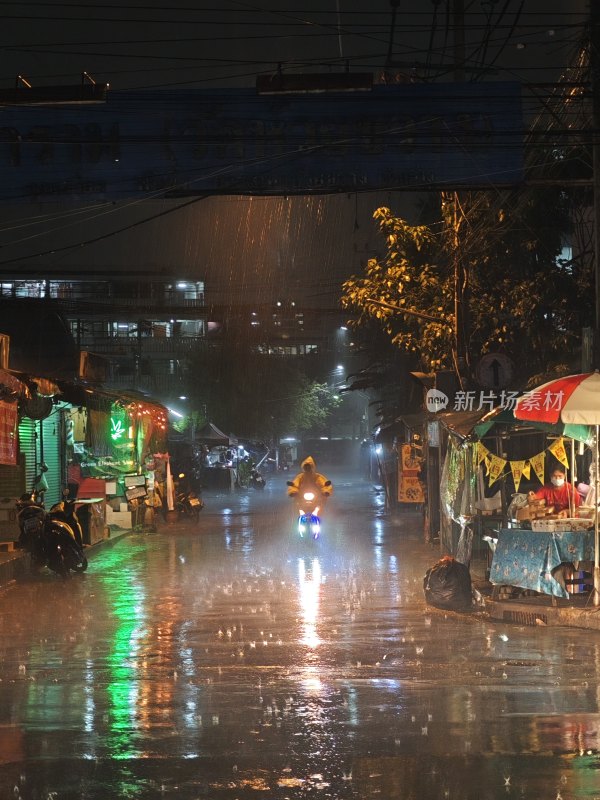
[551,477,565,488]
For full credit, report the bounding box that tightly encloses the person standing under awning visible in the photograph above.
[528,467,581,517]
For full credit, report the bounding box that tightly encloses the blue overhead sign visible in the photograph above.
[0,83,523,201]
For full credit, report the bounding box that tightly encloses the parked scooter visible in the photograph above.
[16,470,88,578]
[49,490,85,548]
[286,479,332,539]
[250,468,266,489]
[175,473,204,522]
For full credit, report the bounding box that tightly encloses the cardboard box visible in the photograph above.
[105,507,132,529]
[119,503,129,512]
[124,474,146,487]
[105,481,117,495]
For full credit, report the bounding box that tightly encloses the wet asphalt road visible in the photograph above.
[0,466,600,800]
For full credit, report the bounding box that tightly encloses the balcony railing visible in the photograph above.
[105,373,184,394]
[1,284,206,313]
[62,296,206,315]
[74,335,212,355]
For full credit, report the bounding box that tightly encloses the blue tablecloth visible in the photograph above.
[489,528,595,599]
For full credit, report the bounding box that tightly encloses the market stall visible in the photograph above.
[437,403,595,589]
[58,381,169,531]
[513,372,600,604]
[196,422,239,489]
[479,427,594,598]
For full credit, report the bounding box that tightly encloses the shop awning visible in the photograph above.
[56,380,113,412]
[116,389,169,424]
[437,409,491,438]
[196,422,238,446]
[397,412,429,430]
[55,381,168,421]
[374,412,428,443]
[30,376,61,397]
[0,368,29,401]
[373,402,594,444]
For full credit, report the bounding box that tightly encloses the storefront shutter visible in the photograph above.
[40,410,63,508]
[18,418,37,496]
[18,412,64,508]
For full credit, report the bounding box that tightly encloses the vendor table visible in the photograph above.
[489,527,595,599]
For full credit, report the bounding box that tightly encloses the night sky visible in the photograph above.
[0,1,587,91]
[0,1,590,307]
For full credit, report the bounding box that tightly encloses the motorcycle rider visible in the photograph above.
[287,456,333,503]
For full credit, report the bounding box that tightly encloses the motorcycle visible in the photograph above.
[49,490,85,548]
[250,468,266,490]
[286,479,332,539]
[16,484,88,578]
[175,473,204,522]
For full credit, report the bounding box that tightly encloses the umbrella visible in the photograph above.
[513,371,600,604]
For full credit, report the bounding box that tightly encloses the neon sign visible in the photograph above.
[110,417,126,441]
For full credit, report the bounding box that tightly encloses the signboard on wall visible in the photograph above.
[0,83,523,201]
[398,443,425,504]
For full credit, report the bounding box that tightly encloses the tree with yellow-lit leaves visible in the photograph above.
[341,208,455,374]
[341,188,585,386]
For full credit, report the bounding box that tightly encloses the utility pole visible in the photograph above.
[592,1,600,368]
[590,1,600,606]
[451,1,467,390]
[442,192,466,391]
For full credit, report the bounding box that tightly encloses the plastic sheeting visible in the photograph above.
[440,436,477,561]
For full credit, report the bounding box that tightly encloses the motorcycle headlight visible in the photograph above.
[303,491,315,501]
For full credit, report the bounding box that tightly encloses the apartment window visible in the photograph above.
[166,281,205,302]
[12,280,46,298]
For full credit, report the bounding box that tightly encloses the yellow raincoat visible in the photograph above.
[287,456,333,497]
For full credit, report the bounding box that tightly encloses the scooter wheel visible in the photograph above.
[73,554,88,573]
[55,560,70,579]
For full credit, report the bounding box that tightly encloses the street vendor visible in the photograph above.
[528,467,581,517]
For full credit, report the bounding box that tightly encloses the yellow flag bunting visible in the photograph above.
[488,454,507,487]
[476,442,490,465]
[510,460,527,492]
[477,438,570,491]
[548,437,569,469]
[529,451,546,486]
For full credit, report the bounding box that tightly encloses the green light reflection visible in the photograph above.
[98,546,147,761]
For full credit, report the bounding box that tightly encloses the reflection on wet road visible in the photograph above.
[0,468,599,799]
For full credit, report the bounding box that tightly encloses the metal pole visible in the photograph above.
[570,436,576,518]
[595,425,600,605]
[592,2,600,367]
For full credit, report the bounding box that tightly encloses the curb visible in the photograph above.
[0,526,134,590]
[485,596,600,631]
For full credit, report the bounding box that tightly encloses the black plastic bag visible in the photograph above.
[423,556,473,611]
